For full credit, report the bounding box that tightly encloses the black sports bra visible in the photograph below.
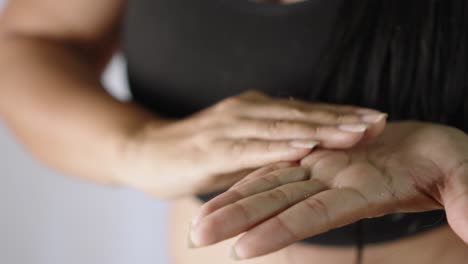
[122,0,447,246]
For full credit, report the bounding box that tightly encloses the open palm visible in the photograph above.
[190,122,468,259]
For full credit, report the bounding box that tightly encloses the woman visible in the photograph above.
[0,1,466,264]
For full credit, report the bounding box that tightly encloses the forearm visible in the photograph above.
[0,34,170,184]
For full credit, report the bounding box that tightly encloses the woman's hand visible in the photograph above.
[190,122,468,259]
[117,90,387,198]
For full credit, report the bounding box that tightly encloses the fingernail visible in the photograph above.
[187,224,198,248]
[187,233,197,248]
[338,124,369,133]
[191,215,200,227]
[230,246,241,261]
[361,113,388,123]
[289,140,320,149]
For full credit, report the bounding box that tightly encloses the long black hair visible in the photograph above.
[312,0,468,131]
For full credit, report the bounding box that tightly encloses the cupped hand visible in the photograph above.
[117,90,386,198]
[190,122,468,259]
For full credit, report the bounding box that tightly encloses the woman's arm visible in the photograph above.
[0,0,163,184]
[0,0,387,198]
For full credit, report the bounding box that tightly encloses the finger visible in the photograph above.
[277,100,388,137]
[190,179,326,247]
[442,164,468,244]
[237,90,270,101]
[238,103,366,125]
[300,150,352,186]
[241,97,387,126]
[361,114,388,142]
[231,188,376,260]
[194,168,254,195]
[230,162,298,189]
[192,165,307,226]
[222,118,370,148]
[279,99,368,116]
[212,139,314,172]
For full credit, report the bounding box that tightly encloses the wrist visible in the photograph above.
[112,110,176,187]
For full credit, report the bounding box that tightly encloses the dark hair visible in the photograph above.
[311,0,468,131]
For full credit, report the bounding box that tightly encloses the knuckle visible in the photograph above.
[298,124,318,136]
[265,120,303,137]
[192,129,220,148]
[227,140,248,156]
[312,125,331,136]
[333,114,348,123]
[268,188,292,204]
[287,108,307,119]
[320,111,341,122]
[307,110,339,123]
[211,139,231,155]
[215,97,242,111]
[259,171,283,186]
[304,197,331,225]
[240,89,266,98]
[199,220,219,242]
[199,197,224,218]
[197,204,215,219]
[274,216,301,240]
[231,202,252,223]
[266,120,318,138]
[265,120,284,136]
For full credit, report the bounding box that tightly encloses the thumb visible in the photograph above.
[443,165,468,244]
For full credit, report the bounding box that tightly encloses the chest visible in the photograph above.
[121,0,341,117]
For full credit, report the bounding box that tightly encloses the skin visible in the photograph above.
[191,122,468,260]
[0,0,385,199]
[173,197,468,264]
[0,0,464,263]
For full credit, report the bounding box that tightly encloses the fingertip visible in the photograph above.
[446,195,468,244]
[232,239,253,260]
[230,246,242,261]
[189,220,217,247]
[362,115,387,141]
[319,130,365,149]
[361,113,388,124]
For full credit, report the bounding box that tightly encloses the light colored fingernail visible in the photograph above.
[191,215,200,227]
[289,140,320,149]
[187,233,197,248]
[361,113,388,123]
[187,224,198,248]
[338,124,369,133]
[230,246,241,261]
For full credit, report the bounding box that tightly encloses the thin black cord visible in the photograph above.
[355,220,364,264]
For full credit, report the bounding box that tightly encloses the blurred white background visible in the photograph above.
[0,1,170,263]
